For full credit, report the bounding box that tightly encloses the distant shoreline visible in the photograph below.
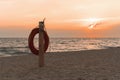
[0,46,120,57]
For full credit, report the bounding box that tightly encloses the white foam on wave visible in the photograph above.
[0,53,12,57]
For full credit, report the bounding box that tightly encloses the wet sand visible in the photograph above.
[0,47,120,80]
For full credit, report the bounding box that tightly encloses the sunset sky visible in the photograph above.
[0,0,120,38]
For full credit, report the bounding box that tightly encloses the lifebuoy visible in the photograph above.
[28,28,49,55]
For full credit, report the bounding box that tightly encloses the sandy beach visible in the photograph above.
[0,47,120,80]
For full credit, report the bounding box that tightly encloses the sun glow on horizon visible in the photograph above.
[0,0,120,38]
[86,18,103,29]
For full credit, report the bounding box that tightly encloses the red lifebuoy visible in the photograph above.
[28,28,49,55]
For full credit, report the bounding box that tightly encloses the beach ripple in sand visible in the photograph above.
[0,47,120,80]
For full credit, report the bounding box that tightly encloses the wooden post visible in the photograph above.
[39,21,45,67]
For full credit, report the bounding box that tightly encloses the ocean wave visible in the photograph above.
[0,38,120,57]
[0,46,28,49]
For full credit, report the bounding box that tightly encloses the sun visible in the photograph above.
[86,18,102,29]
[88,18,100,23]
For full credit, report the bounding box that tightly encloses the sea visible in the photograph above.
[0,38,120,57]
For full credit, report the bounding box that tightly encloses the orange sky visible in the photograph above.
[0,0,120,38]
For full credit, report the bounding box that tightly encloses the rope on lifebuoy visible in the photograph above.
[28,28,49,55]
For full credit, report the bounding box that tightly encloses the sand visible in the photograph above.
[0,47,120,80]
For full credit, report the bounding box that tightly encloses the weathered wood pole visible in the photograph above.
[39,21,45,67]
